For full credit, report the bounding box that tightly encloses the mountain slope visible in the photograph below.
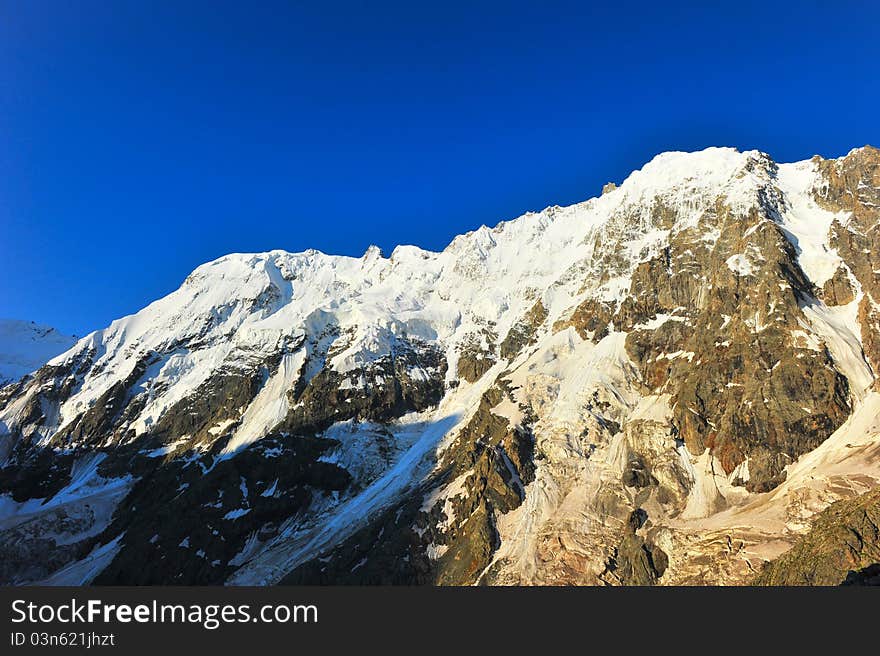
[1,145,879,585]
[0,320,76,387]
[754,485,880,585]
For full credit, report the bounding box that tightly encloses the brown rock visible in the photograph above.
[821,266,856,306]
[754,486,880,586]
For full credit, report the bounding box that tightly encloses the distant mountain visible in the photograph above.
[0,320,76,386]
[1,146,879,586]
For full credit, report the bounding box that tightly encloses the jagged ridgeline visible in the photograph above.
[1,146,879,586]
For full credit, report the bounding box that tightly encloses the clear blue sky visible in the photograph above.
[1,1,878,336]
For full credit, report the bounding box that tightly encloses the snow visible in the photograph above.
[801,299,875,400]
[222,351,305,454]
[655,350,695,361]
[628,393,674,423]
[261,479,278,497]
[635,313,687,331]
[490,396,523,425]
[228,409,467,584]
[674,391,880,542]
[0,453,132,538]
[725,254,756,277]
[144,435,191,458]
[39,533,125,586]
[680,449,747,519]
[207,419,236,436]
[0,320,76,385]
[425,543,449,560]
[774,160,847,286]
[608,148,770,230]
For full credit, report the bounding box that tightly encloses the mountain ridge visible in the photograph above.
[2,145,879,585]
[0,320,77,387]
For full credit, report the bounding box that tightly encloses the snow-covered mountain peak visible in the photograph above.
[29,147,832,451]
[3,144,880,586]
[0,320,77,386]
[155,147,786,330]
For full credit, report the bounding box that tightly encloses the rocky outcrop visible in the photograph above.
[280,338,447,434]
[816,146,880,386]
[821,266,856,306]
[92,434,351,585]
[456,325,498,383]
[553,298,614,341]
[54,352,161,448]
[858,298,880,390]
[754,487,880,586]
[499,300,548,360]
[601,509,668,586]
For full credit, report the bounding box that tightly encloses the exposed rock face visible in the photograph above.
[279,337,447,434]
[553,298,614,341]
[280,383,536,585]
[601,509,668,586]
[754,486,880,586]
[858,298,880,391]
[456,324,498,383]
[1,146,879,586]
[816,146,880,387]
[92,434,351,585]
[612,177,854,492]
[822,266,856,306]
[499,300,548,359]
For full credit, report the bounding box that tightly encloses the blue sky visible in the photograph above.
[1,0,878,336]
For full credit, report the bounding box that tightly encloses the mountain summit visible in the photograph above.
[2,146,879,585]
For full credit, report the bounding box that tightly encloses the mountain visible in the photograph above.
[753,485,880,585]
[1,146,879,585]
[0,320,77,386]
